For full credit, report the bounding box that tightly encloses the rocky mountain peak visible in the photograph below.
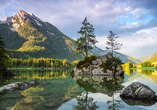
[0,16,13,24]
[13,10,42,22]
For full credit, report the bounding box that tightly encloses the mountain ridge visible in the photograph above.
[0,10,141,63]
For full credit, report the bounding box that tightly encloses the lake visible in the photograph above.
[0,69,157,110]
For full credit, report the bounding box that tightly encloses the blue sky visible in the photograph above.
[0,0,157,57]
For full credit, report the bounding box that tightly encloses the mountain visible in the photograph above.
[0,10,76,60]
[146,52,157,62]
[91,47,141,64]
[0,10,141,63]
[132,55,151,62]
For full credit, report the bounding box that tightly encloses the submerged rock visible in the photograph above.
[0,81,45,93]
[120,82,157,101]
[71,53,124,76]
[43,102,60,108]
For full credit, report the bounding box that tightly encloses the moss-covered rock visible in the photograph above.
[71,53,124,76]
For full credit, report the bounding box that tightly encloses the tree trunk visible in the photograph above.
[85,33,88,57]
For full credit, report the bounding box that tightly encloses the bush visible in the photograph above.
[141,61,151,67]
[99,57,123,73]
[76,55,96,69]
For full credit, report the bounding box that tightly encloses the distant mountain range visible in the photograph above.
[132,55,151,62]
[0,10,144,63]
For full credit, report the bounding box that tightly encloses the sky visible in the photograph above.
[0,0,157,57]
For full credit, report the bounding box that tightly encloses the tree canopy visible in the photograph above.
[75,17,98,57]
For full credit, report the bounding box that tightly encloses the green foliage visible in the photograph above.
[141,61,151,67]
[106,31,122,55]
[99,57,123,73]
[0,34,11,68]
[10,57,75,68]
[75,17,98,56]
[141,70,152,76]
[76,55,96,69]
[122,61,134,68]
[134,87,139,91]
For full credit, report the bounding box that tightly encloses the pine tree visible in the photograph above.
[75,17,98,57]
[106,31,122,56]
[0,34,10,67]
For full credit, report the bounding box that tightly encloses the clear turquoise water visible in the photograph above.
[0,69,157,110]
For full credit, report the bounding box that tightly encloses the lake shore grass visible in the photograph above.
[130,66,157,70]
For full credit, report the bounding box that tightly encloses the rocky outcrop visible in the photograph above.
[120,82,157,101]
[0,66,16,76]
[0,16,13,24]
[72,53,124,76]
[0,81,45,93]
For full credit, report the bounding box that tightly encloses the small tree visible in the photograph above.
[0,34,11,68]
[75,17,98,57]
[106,31,122,56]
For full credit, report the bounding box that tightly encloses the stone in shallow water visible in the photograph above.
[120,82,157,100]
[0,81,44,93]
[43,102,60,108]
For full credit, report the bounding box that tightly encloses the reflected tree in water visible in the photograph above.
[73,75,125,110]
[73,91,99,110]
[100,76,124,110]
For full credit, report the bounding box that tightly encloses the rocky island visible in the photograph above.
[71,53,124,76]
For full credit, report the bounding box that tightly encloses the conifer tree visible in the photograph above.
[0,34,10,67]
[106,31,122,56]
[75,17,98,57]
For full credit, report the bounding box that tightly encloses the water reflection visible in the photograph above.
[0,69,83,110]
[13,69,70,81]
[10,86,44,110]
[124,69,157,84]
[73,92,99,110]
[1,69,157,110]
[73,75,125,110]
[120,97,156,106]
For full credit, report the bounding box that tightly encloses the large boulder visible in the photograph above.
[120,82,157,101]
[71,53,124,76]
[0,81,45,93]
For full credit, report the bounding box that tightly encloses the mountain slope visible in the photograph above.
[0,10,141,63]
[0,10,76,60]
[132,55,151,62]
[91,48,141,64]
[146,52,157,62]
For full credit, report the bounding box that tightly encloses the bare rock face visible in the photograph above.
[120,82,157,101]
[0,16,13,24]
[71,53,124,76]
